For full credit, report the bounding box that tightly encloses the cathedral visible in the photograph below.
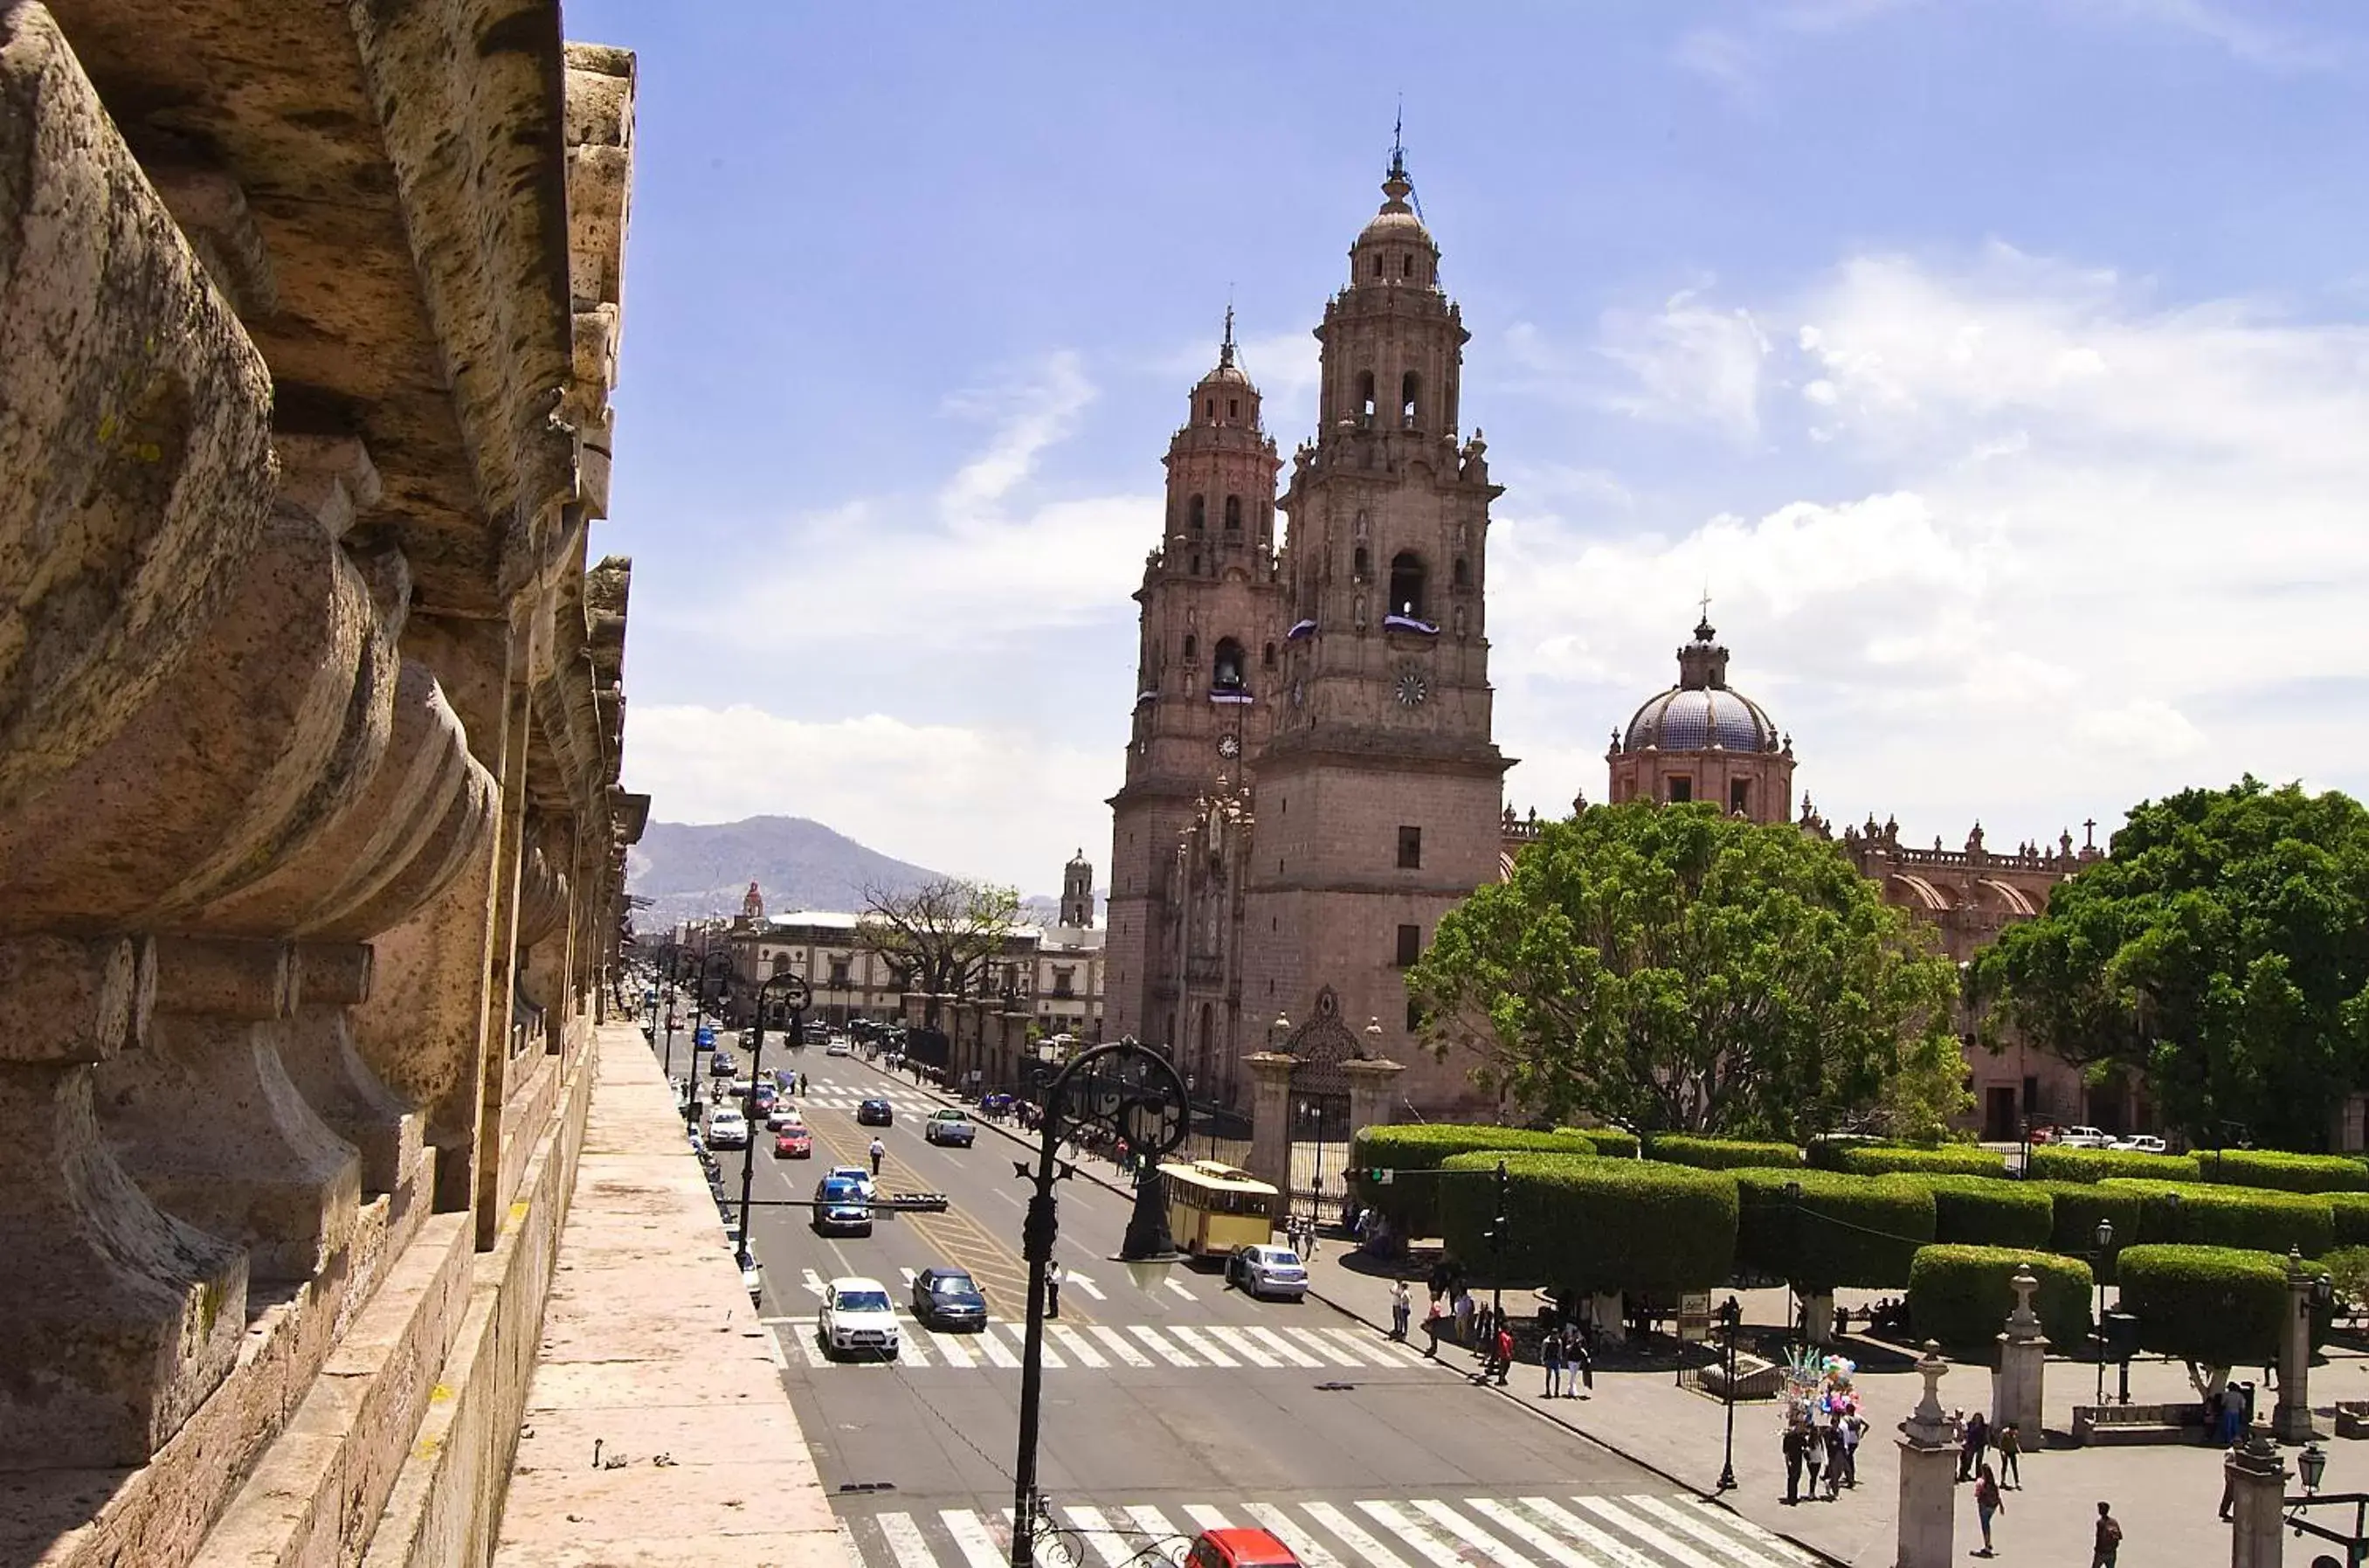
[1104,149,1507,1125]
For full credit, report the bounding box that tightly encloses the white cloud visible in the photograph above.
[1597,290,1772,439]
[2077,0,2345,71]
[622,705,1114,893]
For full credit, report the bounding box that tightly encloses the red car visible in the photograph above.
[773,1127,812,1159]
[1185,1530,1302,1568]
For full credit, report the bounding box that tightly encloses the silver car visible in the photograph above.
[1226,1243,1309,1301]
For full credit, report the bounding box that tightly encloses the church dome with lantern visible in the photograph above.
[1620,618,1784,754]
[1604,616,1795,823]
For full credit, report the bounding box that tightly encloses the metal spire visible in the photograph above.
[1220,293,1236,368]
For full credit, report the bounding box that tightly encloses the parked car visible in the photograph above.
[1184,1528,1302,1568]
[2110,1134,2170,1154]
[812,1178,873,1237]
[923,1108,976,1147]
[856,1096,894,1126]
[773,1126,812,1159]
[911,1266,988,1330]
[736,1247,763,1306]
[1225,1243,1309,1301]
[2057,1126,2114,1150]
[817,1276,899,1359]
[704,1108,749,1150]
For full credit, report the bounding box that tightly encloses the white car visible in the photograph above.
[1226,1243,1309,1301]
[825,1164,877,1201]
[825,1039,853,1058]
[2057,1126,2113,1150]
[766,1104,805,1131]
[818,1276,900,1359]
[2110,1134,2170,1155]
[704,1109,749,1150]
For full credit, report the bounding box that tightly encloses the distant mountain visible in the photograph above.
[625,816,945,931]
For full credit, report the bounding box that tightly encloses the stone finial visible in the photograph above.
[2004,1264,2044,1340]
[1901,1340,1955,1447]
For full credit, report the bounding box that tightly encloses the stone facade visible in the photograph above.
[0,5,647,1564]
[1105,153,1507,1129]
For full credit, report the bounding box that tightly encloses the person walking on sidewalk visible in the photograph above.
[1567,1327,1593,1397]
[1493,1323,1515,1386]
[1821,1419,1845,1501]
[1839,1413,1861,1488]
[1390,1280,1412,1342]
[1542,1329,1563,1398]
[1782,1419,1807,1506]
[1422,1298,1445,1358]
[1972,1465,2004,1557]
[2092,1502,2122,1568]
[1995,1421,2020,1489]
[1453,1288,1475,1347]
[1958,1410,1988,1482]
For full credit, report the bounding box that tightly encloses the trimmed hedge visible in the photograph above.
[2098,1179,2336,1259]
[1819,1144,2007,1178]
[1558,1127,1643,1158]
[1899,1175,2055,1248]
[1645,1136,1806,1171]
[1907,1245,2093,1352]
[2117,1245,2305,1367]
[2027,1181,2145,1282]
[2193,1150,2369,1195]
[1350,1125,1594,1238]
[2026,1146,2201,1184]
[1736,1168,1935,1289]
[2332,1193,2369,1249]
[1436,1151,1737,1296]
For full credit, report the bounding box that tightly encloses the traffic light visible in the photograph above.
[1480,1159,1510,1254]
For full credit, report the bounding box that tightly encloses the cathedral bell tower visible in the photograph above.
[1103,313,1286,1051]
[1245,147,1509,1116]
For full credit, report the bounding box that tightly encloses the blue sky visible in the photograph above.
[578,0,2369,895]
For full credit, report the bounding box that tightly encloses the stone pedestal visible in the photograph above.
[1896,1341,1961,1568]
[1243,1051,1296,1211]
[2225,1437,2290,1568]
[1993,1263,2049,1440]
[1803,1287,1835,1346]
[1342,1055,1406,1141]
[2276,1247,2318,1442]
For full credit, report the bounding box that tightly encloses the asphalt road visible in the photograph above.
[669,1036,1819,1568]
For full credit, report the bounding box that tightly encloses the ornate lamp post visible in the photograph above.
[680,940,736,1118]
[1009,1038,1190,1568]
[1716,1295,1744,1491]
[731,971,809,1270]
[2092,1216,2115,1406]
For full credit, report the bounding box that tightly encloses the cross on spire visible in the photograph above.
[1391,99,1406,179]
[1219,298,1236,368]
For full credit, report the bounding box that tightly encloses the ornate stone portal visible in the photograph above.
[0,3,646,1562]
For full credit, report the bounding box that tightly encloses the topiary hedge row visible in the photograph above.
[2117,1245,2310,1368]
[1906,1245,2093,1352]
[1644,1135,1806,1171]
[2026,1147,2201,1184]
[1815,1143,2006,1178]
[1558,1127,1642,1157]
[2332,1193,2369,1249]
[2098,1179,2336,1258]
[2025,1181,2145,1282]
[2193,1150,2369,1194]
[1350,1125,1594,1237]
[1899,1175,2055,1248]
[1735,1168,1935,1289]
[1435,1151,1737,1297]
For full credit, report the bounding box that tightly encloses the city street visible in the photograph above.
[690,1040,1820,1568]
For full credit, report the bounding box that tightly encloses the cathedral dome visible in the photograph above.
[1620,618,1783,754]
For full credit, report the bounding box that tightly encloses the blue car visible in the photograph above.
[812,1178,873,1237]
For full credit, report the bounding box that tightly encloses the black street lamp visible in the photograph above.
[733,971,810,1270]
[680,939,736,1120]
[1716,1295,1744,1491]
[2092,1216,2115,1406]
[1009,1036,1190,1568]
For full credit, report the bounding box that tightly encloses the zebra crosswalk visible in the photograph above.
[846,1493,1817,1568]
[762,1316,1433,1374]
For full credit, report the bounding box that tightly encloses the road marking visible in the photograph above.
[1126,1506,1188,1566]
[1576,1497,1735,1568]
[940,1509,1007,1568]
[1302,1502,1414,1568]
[1282,1325,1368,1366]
[1165,1325,1233,1366]
[1066,1270,1108,1301]
[1247,1502,1346,1568]
[1183,1504,1234,1533]
[760,1327,788,1368]
[801,1268,827,1299]
[1060,1505,1137,1568]
[1002,1322,1066,1368]
[1245,1324,1324,1367]
[877,1512,941,1568]
[898,1331,930,1367]
[790,1324,829,1369]
[1357,1501,1472,1568]
[1203,1324,1280,1367]
[1413,1499,1536,1568]
[929,1330,976,1368]
[1466,1499,1595,1568]
[1626,1496,1796,1568]
[1089,1325,1154,1367]
[1515,1499,1660,1568]
[976,1331,1020,1369]
[900,1267,919,1284]
[1677,1500,1824,1568]
[1046,1323,1109,1367]
[1129,1323,1198,1366]
[1164,1279,1197,1301]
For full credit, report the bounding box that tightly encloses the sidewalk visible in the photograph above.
[1297,1238,2369,1568]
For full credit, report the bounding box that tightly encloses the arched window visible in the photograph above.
[1262,641,1276,668]
[1402,255,1414,278]
[1197,1003,1212,1061]
[1355,371,1376,426]
[1223,494,1241,532]
[1371,254,1384,279]
[1452,556,1470,590]
[1401,371,1421,430]
[1352,545,1371,579]
[1227,397,1239,419]
[1188,554,1202,577]
[1183,634,1198,661]
[1212,637,1246,691]
[1187,494,1205,534]
[1389,552,1428,620]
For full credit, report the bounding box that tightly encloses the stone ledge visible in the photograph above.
[490,1030,857,1568]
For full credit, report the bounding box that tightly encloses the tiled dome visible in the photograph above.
[1620,618,1783,754]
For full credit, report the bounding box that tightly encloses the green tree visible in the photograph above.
[1972,779,2369,1150]
[1407,803,1963,1141]
[856,877,1023,1033]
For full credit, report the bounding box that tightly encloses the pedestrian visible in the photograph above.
[1423,1299,1445,1358]
[1115,1137,1130,1175]
[1782,1420,1806,1506]
[1542,1328,1564,1398]
[1995,1421,2020,1489]
[1567,1328,1593,1398]
[1492,1323,1515,1386]
[1958,1410,1988,1482]
[1821,1419,1844,1501]
[1839,1414,1861,1488]
[1802,1416,1824,1499]
[2092,1503,2122,1568]
[1046,1260,1062,1321]
[868,1136,885,1177]
[1972,1464,2003,1556]
[1390,1280,1412,1343]
[1454,1288,1475,1346]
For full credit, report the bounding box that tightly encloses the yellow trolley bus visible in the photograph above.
[1157,1160,1281,1258]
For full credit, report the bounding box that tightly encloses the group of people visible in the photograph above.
[1951,1411,2027,1558]
[1779,1412,1861,1504]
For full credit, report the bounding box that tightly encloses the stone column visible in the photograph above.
[1342,1055,1406,1141]
[2226,1436,2290,1568]
[1243,1051,1296,1207]
[1803,1288,1836,1346]
[1896,1341,1961,1568]
[1993,1263,2049,1439]
[281,942,424,1209]
[2276,1247,2318,1442]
